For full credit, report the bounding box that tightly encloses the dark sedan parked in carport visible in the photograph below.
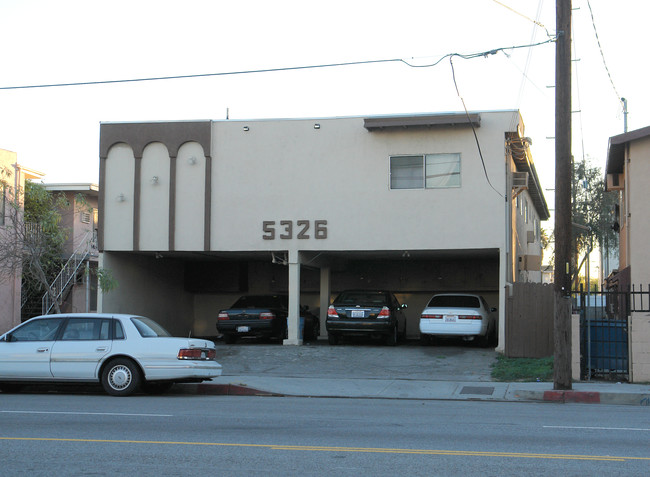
[217,295,319,343]
[326,289,407,345]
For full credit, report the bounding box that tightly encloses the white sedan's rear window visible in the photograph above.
[427,295,480,308]
[131,317,172,337]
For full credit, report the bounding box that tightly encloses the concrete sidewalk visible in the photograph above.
[183,376,650,406]
[180,340,650,406]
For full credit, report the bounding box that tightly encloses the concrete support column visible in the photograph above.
[497,247,507,353]
[571,313,581,381]
[97,254,105,313]
[319,266,331,338]
[284,250,303,345]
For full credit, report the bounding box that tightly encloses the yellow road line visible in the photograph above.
[0,437,647,462]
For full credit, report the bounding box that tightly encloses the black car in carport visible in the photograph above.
[326,289,407,345]
[217,295,319,343]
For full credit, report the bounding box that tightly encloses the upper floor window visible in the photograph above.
[390,153,461,189]
[524,199,529,223]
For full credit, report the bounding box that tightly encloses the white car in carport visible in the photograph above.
[419,294,497,346]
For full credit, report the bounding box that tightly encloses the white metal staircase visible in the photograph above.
[42,231,97,314]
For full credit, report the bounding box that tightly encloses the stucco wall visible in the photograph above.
[209,115,508,253]
[100,252,193,336]
[630,311,650,382]
[140,143,170,251]
[628,136,650,286]
[104,144,135,250]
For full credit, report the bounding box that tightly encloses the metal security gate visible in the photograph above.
[573,285,650,381]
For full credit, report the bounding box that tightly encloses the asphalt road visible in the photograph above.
[1,393,649,476]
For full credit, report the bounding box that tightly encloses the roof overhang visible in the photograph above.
[606,125,650,174]
[507,133,550,221]
[364,113,480,131]
[44,183,99,196]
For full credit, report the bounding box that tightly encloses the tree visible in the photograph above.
[0,175,68,314]
[571,156,619,285]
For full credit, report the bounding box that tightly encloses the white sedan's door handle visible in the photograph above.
[96,347,108,352]
[37,347,49,352]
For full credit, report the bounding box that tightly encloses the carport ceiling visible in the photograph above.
[131,248,498,266]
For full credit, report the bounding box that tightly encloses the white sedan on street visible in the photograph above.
[0,313,222,396]
[419,294,497,346]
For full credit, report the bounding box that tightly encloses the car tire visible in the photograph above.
[142,381,174,395]
[385,325,397,346]
[306,322,320,341]
[477,331,492,348]
[223,334,237,344]
[489,325,498,347]
[328,333,339,345]
[101,358,141,396]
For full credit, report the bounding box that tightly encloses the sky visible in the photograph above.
[1,0,648,236]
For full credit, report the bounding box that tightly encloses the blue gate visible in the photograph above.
[573,289,629,381]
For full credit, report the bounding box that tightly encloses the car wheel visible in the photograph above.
[489,324,498,347]
[101,358,141,396]
[385,325,397,346]
[477,330,493,348]
[142,381,174,395]
[328,333,339,345]
[223,334,237,344]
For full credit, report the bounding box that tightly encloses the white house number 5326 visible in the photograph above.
[262,220,327,240]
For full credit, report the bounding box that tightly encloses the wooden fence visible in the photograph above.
[505,282,555,358]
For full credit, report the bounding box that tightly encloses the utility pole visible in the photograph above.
[554,0,573,390]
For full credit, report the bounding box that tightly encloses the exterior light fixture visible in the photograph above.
[243,126,250,131]
[151,176,159,185]
[314,123,321,129]
[188,156,197,165]
[116,193,125,202]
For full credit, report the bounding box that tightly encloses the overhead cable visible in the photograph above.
[449,56,503,200]
[586,0,622,104]
[491,0,552,38]
[0,38,555,91]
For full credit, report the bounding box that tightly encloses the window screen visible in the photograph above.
[390,154,460,189]
[390,156,423,189]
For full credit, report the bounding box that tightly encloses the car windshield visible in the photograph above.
[334,291,388,306]
[131,317,172,337]
[427,295,481,308]
[230,295,287,309]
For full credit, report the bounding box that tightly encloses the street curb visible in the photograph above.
[176,382,650,406]
[543,390,600,404]
[179,383,281,396]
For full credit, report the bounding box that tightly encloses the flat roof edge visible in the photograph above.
[364,113,481,131]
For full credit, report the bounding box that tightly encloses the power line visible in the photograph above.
[586,0,622,103]
[492,0,552,37]
[0,39,555,91]
[448,56,503,200]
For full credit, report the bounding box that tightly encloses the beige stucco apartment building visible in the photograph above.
[606,125,650,381]
[98,111,549,350]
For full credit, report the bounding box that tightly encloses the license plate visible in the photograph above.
[444,315,458,323]
[351,309,365,318]
[237,326,250,332]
